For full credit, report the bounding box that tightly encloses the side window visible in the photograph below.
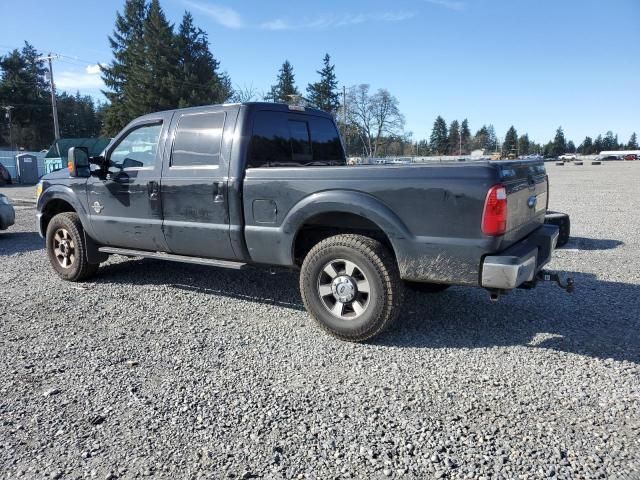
[248,111,289,168]
[309,117,345,164]
[109,123,162,169]
[171,112,225,167]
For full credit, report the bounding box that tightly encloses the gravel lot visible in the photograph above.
[1,162,639,479]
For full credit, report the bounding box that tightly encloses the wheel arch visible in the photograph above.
[38,186,92,238]
[285,190,412,266]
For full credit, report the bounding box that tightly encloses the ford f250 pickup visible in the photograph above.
[36,102,571,341]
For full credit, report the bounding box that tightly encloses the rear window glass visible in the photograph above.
[171,111,225,167]
[248,111,345,168]
[309,116,345,162]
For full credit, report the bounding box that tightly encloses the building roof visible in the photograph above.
[45,138,111,160]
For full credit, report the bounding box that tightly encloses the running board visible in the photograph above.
[98,247,248,270]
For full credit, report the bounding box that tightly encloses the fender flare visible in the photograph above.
[281,190,413,263]
[37,185,97,240]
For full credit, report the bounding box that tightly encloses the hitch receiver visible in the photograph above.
[530,270,575,292]
[518,270,574,292]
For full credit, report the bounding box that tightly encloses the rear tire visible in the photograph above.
[404,281,450,293]
[545,211,571,247]
[46,212,99,282]
[300,234,403,342]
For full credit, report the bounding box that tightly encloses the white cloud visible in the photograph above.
[56,70,105,91]
[424,0,465,11]
[183,1,244,28]
[85,64,104,75]
[261,11,415,31]
[180,2,414,31]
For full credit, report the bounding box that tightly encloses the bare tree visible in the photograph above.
[231,83,259,103]
[346,84,405,157]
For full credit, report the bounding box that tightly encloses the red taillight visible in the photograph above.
[482,184,507,236]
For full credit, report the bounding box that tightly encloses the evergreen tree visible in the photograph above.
[578,136,593,154]
[0,42,52,149]
[593,134,603,153]
[502,126,518,157]
[602,131,616,150]
[460,118,471,154]
[552,127,566,157]
[429,116,448,154]
[267,60,299,103]
[126,0,180,114]
[447,120,460,155]
[486,125,498,151]
[567,140,576,153]
[627,132,638,149]
[101,0,147,136]
[518,133,531,155]
[175,11,231,108]
[57,91,102,138]
[472,125,489,151]
[306,53,339,114]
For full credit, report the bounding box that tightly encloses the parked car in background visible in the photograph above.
[623,154,637,161]
[0,163,12,185]
[0,193,16,232]
[558,153,577,161]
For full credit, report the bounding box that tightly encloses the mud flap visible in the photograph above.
[84,231,109,265]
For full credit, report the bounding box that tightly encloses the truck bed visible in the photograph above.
[239,159,547,285]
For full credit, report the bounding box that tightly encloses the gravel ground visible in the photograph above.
[1,162,639,479]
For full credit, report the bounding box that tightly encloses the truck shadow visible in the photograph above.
[97,258,306,312]
[97,259,639,364]
[0,231,43,255]
[377,271,639,364]
[559,237,623,250]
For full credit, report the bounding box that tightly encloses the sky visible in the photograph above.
[1,0,639,144]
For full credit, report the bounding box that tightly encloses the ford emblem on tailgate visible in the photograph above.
[527,196,537,209]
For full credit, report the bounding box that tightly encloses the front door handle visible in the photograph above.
[213,181,225,203]
[148,181,159,200]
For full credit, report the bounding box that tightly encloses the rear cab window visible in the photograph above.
[248,111,345,168]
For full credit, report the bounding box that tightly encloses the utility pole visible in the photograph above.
[342,85,347,153]
[3,106,14,151]
[37,53,60,140]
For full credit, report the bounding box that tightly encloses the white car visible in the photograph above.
[558,153,577,161]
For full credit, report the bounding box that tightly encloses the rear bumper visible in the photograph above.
[0,204,15,230]
[481,224,559,290]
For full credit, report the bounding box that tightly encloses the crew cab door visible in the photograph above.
[159,107,237,260]
[87,114,171,251]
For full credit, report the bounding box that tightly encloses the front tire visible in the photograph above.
[46,212,99,282]
[300,234,403,342]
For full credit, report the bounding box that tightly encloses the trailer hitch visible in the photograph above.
[519,270,574,293]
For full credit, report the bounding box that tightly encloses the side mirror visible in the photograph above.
[68,147,90,177]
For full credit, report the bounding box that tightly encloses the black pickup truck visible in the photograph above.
[36,102,569,341]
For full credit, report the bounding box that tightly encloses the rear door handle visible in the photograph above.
[213,181,225,203]
[148,181,159,200]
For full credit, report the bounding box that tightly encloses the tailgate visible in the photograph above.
[494,160,548,247]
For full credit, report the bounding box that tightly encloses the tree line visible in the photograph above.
[0,43,106,150]
[1,0,637,157]
[424,119,638,158]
